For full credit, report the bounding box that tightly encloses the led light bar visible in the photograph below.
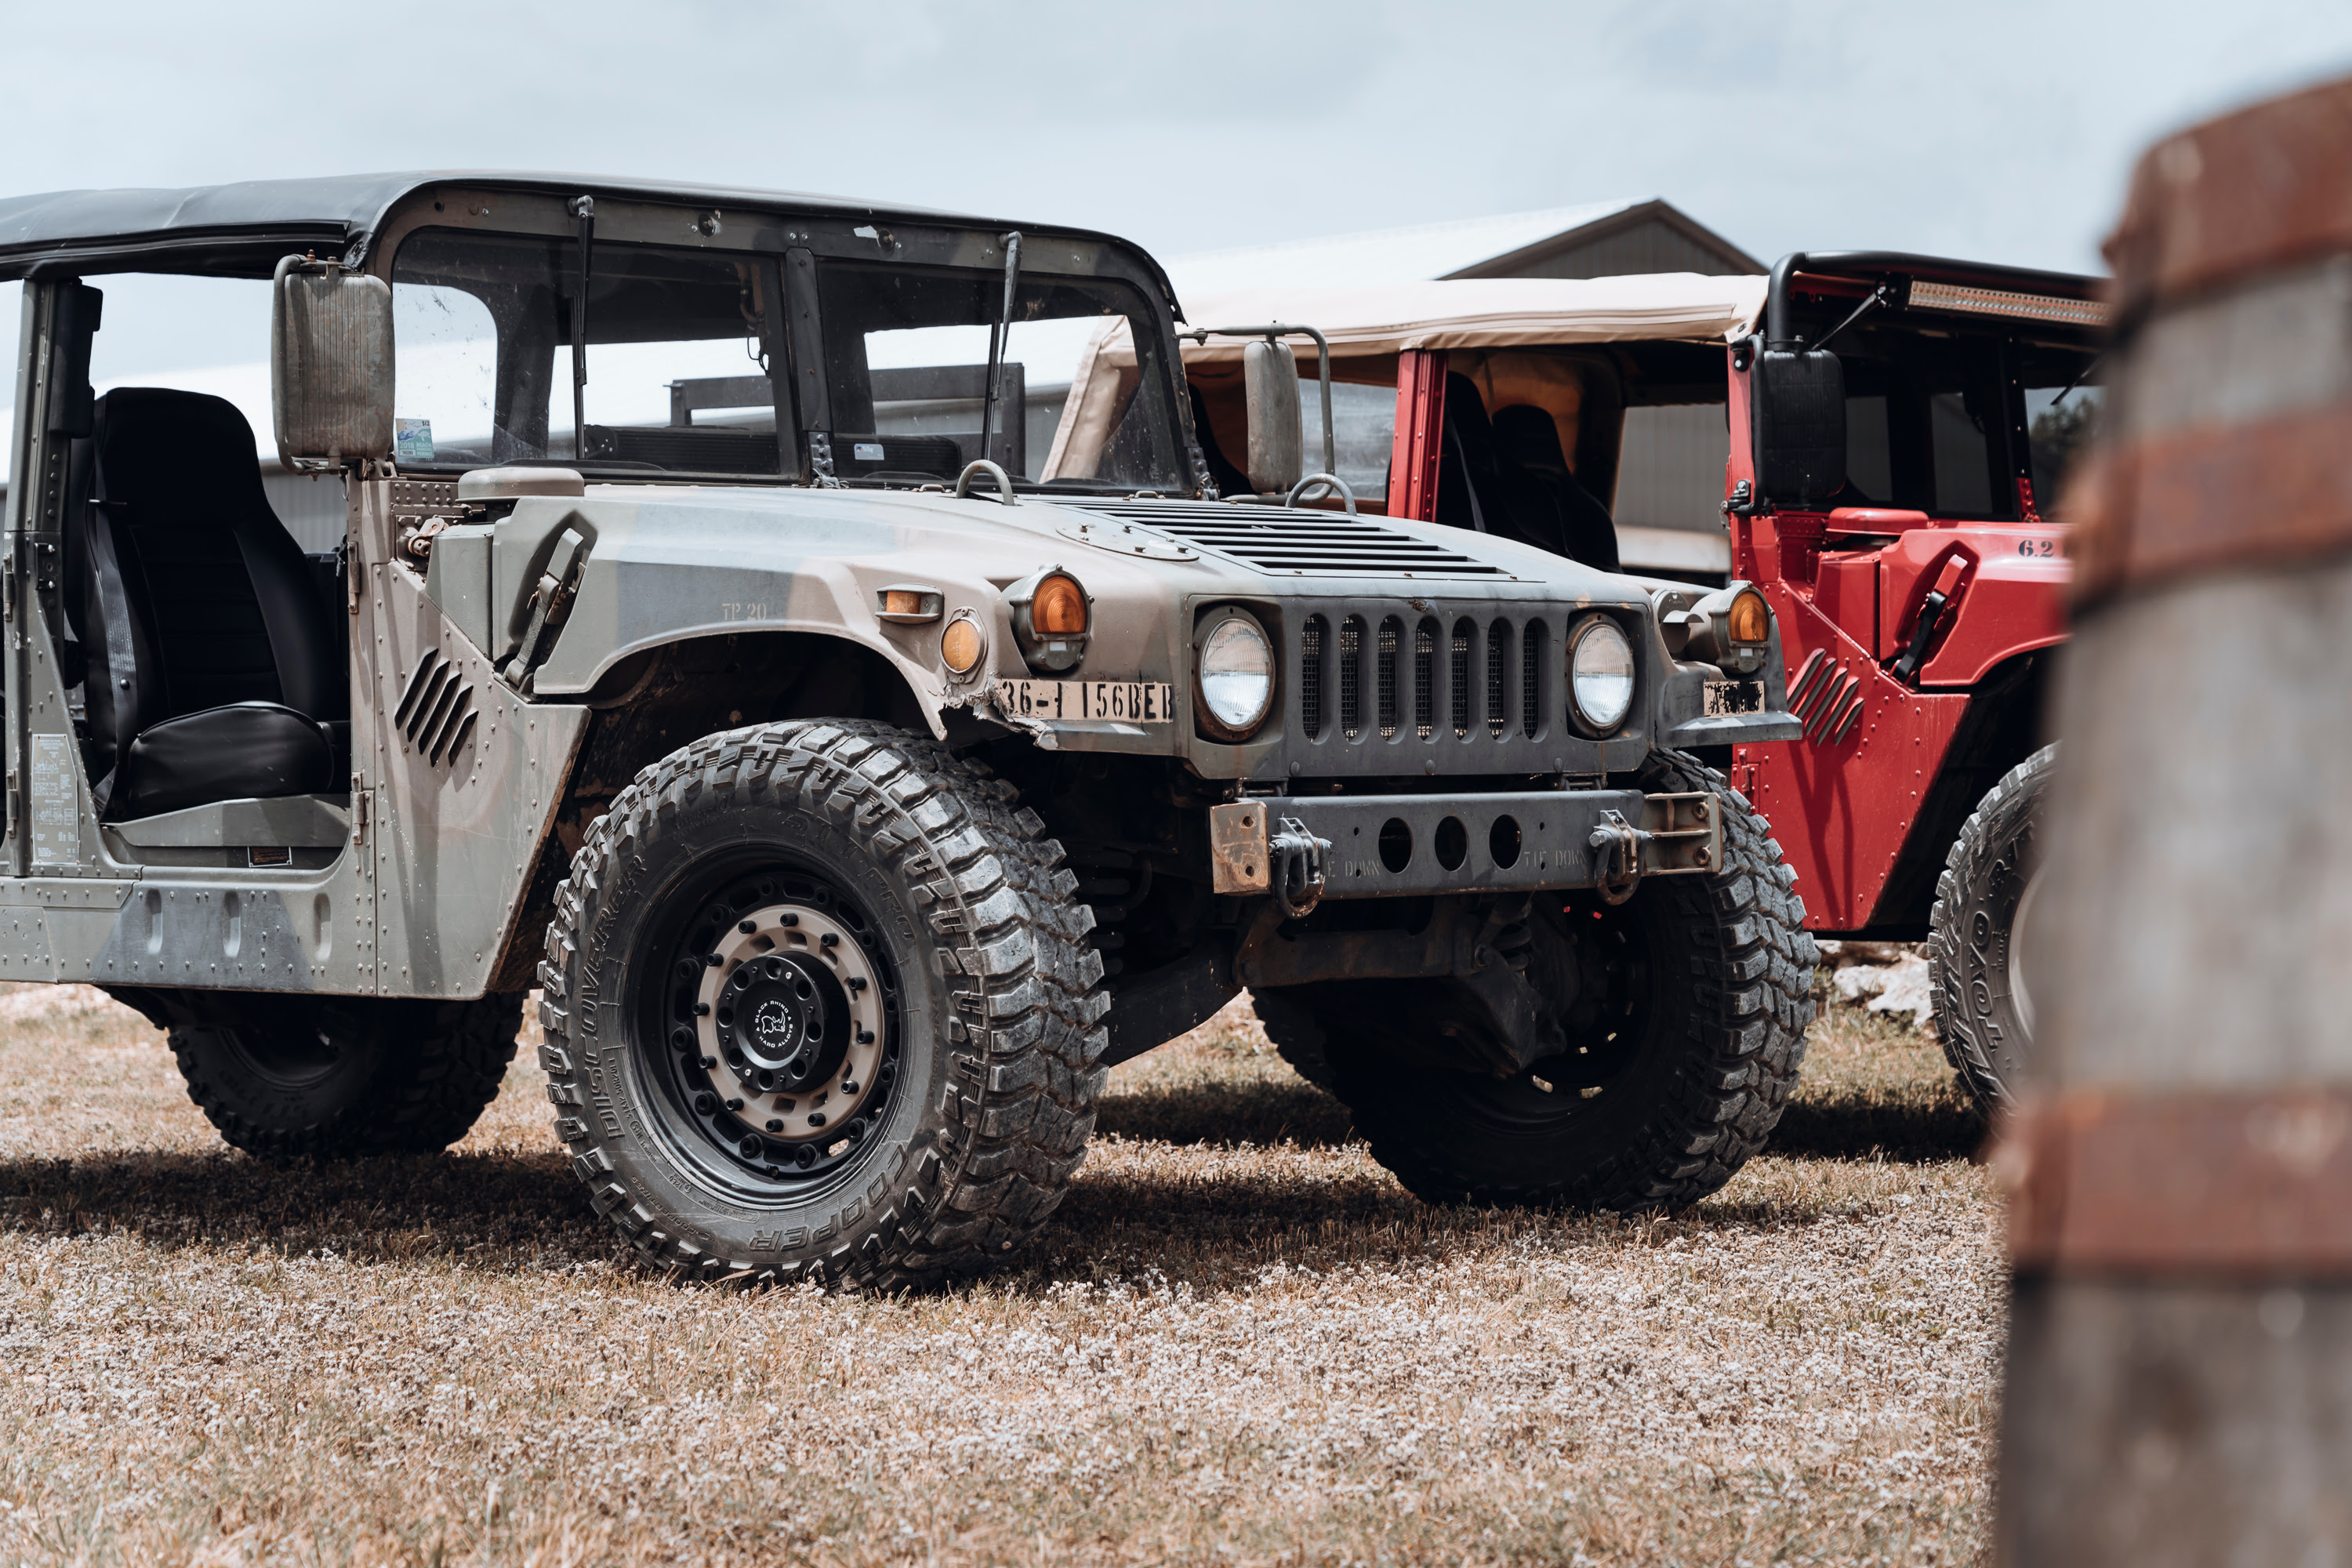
[1907,280,2109,328]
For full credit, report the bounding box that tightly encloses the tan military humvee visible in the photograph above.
[0,174,1813,1285]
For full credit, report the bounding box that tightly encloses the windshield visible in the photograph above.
[813,260,1185,492]
[392,230,784,475]
[1781,297,2102,521]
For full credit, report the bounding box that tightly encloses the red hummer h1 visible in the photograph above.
[1142,254,2103,1105]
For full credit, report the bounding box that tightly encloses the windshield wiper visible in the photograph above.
[978,230,1022,471]
[570,194,595,463]
[1808,280,1904,355]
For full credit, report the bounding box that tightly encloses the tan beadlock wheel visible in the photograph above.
[693,902,887,1152]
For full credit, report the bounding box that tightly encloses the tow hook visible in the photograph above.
[1588,810,1650,906]
[1269,816,1331,919]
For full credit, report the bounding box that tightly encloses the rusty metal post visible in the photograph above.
[1998,77,2352,1565]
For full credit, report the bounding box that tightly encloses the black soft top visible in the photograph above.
[0,171,1030,282]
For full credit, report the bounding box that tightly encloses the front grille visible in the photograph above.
[1071,502,1508,578]
[1281,598,1617,775]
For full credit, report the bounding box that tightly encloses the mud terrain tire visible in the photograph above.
[166,992,524,1158]
[1929,743,2053,1112]
[1301,752,1816,1210]
[539,720,1109,1288]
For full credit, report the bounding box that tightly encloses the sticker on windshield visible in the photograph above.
[395,419,434,463]
[852,442,884,463]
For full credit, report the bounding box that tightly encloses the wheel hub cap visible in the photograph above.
[693,902,886,1143]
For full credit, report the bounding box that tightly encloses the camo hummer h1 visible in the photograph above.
[0,173,1815,1285]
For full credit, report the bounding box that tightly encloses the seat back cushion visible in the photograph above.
[87,389,347,728]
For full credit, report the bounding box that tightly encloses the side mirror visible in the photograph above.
[1241,337,1303,496]
[1751,348,1846,506]
[270,255,394,470]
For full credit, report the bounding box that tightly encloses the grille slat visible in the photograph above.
[1450,619,1472,739]
[1521,620,1546,739]
[1299,616,1326,740]
[1486,619,1511,739]
[1338,616,1364,741]
[1377,619,1400,739]
[1414,619,1437,739]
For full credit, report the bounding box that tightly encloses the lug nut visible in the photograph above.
[724,1097,744,1112]
[846,976,866,993]
[738,1135,762,1158]
[699,1055,718,1069]
[840,1080,858,1094]
[820,933,839,948]
[779,913,798,927]
[857,1029,875,1044]
[765,1118,785,1132]
[705,952,724,967]
[808,1112,826,1128]
[694,1002,710,1017]
[739,920,758,934]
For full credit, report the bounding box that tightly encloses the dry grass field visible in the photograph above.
[0,972,2000,1566]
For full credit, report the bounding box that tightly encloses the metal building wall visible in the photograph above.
[1504,221,1750,280]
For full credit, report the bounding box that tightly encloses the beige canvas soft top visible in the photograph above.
[1174,274,1768,359]
[1040,274,1766,481]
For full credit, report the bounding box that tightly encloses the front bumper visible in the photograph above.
[1208,789,1720,901]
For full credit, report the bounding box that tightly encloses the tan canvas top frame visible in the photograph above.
[1042,274,1765,481]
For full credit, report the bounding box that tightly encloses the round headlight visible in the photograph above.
[1198,612,1275,739]
[1568,616,1635,734]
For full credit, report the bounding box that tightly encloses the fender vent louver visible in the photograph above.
[1788,649,1866,746]
[394,649,480,767]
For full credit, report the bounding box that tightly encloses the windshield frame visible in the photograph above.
[367,182,1203,495]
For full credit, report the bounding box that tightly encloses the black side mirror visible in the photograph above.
[45,281,104,438]
[1752,348,1845,506]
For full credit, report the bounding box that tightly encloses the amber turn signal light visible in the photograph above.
[940,615,985,675]
[884,590,924,617]
[1032,574,1088,637]
[1728,590,1769,644]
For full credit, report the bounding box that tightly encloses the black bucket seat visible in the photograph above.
[68,388,346,821]
[1491,404,1621,572]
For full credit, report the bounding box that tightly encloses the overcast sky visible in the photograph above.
[4,0,2350,407]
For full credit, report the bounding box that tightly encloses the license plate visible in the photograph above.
[995,678,1175,724]
[1702,679,1765,717]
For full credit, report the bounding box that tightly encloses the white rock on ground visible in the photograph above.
[1831,953,1936,1026]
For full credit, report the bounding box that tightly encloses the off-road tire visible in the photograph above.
[1929,743,2053,1112]
[538,720,1109,1288]
[1310,751,1816,1210]
[1252,990,1336,1094]
[169,992,524,1158]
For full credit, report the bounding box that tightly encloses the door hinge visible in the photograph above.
[352,789,371,848]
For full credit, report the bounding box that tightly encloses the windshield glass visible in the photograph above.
[814,260,1185,492]
[1781,293,2101,520]
[392,230,783,475]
